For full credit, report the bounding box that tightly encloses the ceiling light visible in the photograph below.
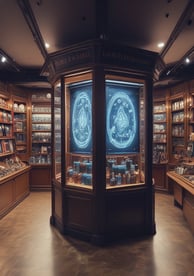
[45,42,50,49]
[185,57,190,64]
[1,56,6,63]
[157,42,165,48]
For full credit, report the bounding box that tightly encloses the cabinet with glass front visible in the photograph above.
[13,97,28,159]
[153,101,168,164]
[53,83,62,183]
[48,40,157,244]
[0,93,14,160]
[29,91,52,191]
[30,92,51,165]
[170,93,186,163]
[0,93,29,180]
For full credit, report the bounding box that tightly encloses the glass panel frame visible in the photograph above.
[64,73,93,190]
[53,82,62,182]
[105,78,145,189]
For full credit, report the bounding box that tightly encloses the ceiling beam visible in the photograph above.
[160,0,194,58]
[17,0,48,59]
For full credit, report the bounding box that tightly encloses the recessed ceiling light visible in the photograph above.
[45,42,50,49]
[157,42,165,48]
[185,57,190,64]
[1,56,6,63]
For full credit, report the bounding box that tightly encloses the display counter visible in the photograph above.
[0,165,30,219]
[167,170,194,234]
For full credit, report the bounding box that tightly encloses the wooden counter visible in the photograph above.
[167,171,194,234]
[0,166,31,219]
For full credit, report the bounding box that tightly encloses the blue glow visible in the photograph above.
[70,82,92,153]
[106,81,140,154]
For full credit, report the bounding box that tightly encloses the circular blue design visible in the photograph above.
[72,92,92,149]
[107,91,137,149]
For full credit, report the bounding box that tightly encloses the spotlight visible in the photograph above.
[1,56,6,63]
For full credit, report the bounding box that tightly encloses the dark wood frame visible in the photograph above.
[45,39,159,244]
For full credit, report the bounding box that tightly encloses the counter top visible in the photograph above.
[167,171,194,195]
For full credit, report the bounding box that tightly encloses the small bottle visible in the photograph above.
[126,171,131,184]
[110,172,116,186]
[117,173,122,185]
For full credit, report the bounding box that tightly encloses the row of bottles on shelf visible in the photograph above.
[67,159,92,185]
[153,134,166,143]
[29,154,51,164]
[32,114,51,122]
[32,106,51,113]
[0,124,12,137]
[171,99,184,111]
[66,157,141,186]
[172,111,184,122]
[153,113,166,122]
[172,125,184,136]
[32,124,51,131]
[153,103,166,113]
[107,158,140,185]
[13,103,26,112]
[32,132,51,142]
[153,123,166,133]
[0,97,10,108]
[0,110,12,122]
[29,144,51,164]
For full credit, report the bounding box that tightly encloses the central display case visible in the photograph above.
[46,40,159,244]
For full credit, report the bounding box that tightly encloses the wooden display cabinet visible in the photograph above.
[169,83,188,164]
[13,95,29,161]
[47,40,159,244]
[188,80,194,146]
[152,88,169,192]
[0,91,30,219]
[29,91,52,190]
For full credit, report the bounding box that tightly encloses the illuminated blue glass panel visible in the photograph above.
[106,81,140,154]
[70,81,92,153]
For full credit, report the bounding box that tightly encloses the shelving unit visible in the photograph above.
[13,97,28,160]
[152,89,169,192]
[0,92,30,219]
[0,93,14,157]
[153,101,168,164]
[169,88,187,164]
[53,83,61,182]
[188,80,194,146]
[29,91,52,190]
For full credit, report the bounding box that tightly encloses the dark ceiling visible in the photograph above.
[1,0,194,88]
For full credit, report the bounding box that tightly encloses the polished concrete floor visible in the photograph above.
[0,192,194,276]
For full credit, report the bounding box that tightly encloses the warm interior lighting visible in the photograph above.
[157,42,165,48]
[45,42,50,49]
[1,56,6,63]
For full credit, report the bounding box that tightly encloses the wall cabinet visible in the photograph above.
[13,96,29,160]
[169,90,187,164]
[153,82,192,193]
[153,89,169,192]
[29,91,52,190]
[0,91,30,218]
